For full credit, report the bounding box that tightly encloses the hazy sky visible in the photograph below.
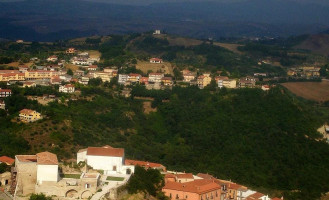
[1,0,329,6]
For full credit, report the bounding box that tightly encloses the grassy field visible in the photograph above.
[213,42,243,54]
[65,63,80,71]
[136,61,173,75]
[106,176,124,181]
[281,81,329,102]
[63,174,81,179]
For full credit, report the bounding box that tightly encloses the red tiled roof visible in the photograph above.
[271,198,281,200]
[0,89,12,93]
[150,58,163,61]
[86,146,124,157]
[163,179,221,194]
[0,156,15,165]
[176,173,194,179]
[19,109,35,115]
[129,73,142,77]
[246,192,265,200]
[197,173,215,180]
[36,151,58,165]
[125,159,165,169]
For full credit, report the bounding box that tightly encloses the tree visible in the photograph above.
[29,193,52,200]
[67,69,73,76]
[88,78,102,86]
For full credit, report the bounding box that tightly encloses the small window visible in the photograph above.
[85,183,91,188]
[176,194,179,199]
[113,165,117,171]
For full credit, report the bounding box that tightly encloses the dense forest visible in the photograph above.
[1,84,329,199]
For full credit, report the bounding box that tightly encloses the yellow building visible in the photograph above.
[25,70,58,80]
[0,70,25,82]
[19,109,42,123]
[197,73,212,89]
[222,79,237,88]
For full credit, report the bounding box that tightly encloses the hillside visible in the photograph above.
[295,34,329,56]
[1,85,329,199]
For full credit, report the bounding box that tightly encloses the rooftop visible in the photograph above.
[0,156,15,165]
[36,151,58,165]
[125,159,165,169]
[16,155,37,163]
[163,179,221,194]
[83,145,124,157]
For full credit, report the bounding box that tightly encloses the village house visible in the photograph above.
[261,85,270,91]
[66,48,77,54]
[0,156,15,166]
[182,70,196,83]
[74,70,85,77]
[239,77,256,88]
[19,109,42,123]
[150,58,163,64]
[197,73,212,89]
[118,74,129,85]
[162,179,222,200]
[254,73,267,77]
[125,160,166,171]
[161,77,173,86]
[59,74,73,82]
[47,55,58,62]
[88,65,98,71]
[138,77,148,85]
[149,73,164,83]
[0,100,5,110]
[18,65,29,73]
[128,73,142,83]
[104,68,118,77]
[50,76,61,85]
[77,145,135,175]
[0,88,12,98]
[93,71,112,82]
[246,192,271,200]
[59,84,75,93]
[79,76,90,85]
[153,30,161,35]
[23,81,37,88]
[14,151,100,199]
[47,65,61,71]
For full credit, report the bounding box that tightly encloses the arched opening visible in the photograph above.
[66,189,79,198]
[81,190,93,199]
[0,181,2,186]
[126,168,131,174]
[5,180,8,185]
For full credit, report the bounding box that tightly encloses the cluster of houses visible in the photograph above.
[287,66,321,78]
[70,51,100,66]
[0,145,139,199]
[0,145,283,200]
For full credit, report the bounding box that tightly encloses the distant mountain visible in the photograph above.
[0,0,329,41]
[295,33,329,56]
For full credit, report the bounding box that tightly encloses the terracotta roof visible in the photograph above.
[0,156,15,165]
[88,65,97,68]
[0,70,20,74]
[228,183,245,190]
[0,89,12,92]
[125,159,165,169]
[64,84,74,88]
[197,173,215,180]
[36,151,58,165]
[129,73,142,77]
[19,109,35,115]
[271,198,281,200]
[215,76,229,81]
[15,155,37,163]
[1,73,24,77]
[161,77,172,81]
[246,192,265,200]
[163,179,221,194]
[86,146,124,157]
[165,173,177,179]
[176,173,194,179]
[150,58,163,61]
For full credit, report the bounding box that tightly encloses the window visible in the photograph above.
[170,194,172,198]
[113,165,117,171]
[176,194,179,199]
[85,183,91,188]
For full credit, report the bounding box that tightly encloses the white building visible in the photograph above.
[35,152,59,184]
[150,58,163,64]
[59,84,75,93]
[0,100,5,110]
[153,30,161,35]
[77,145,134,175]
[118,74,129,85]
[47,56,58,62]
[148,73,164,83]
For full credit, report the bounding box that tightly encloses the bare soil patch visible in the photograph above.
[281,81,329,101]
[136,61,173,75]
[143,101,157,114]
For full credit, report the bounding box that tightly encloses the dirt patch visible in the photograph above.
[5,62,34,67]
[87,50,101,59]
[65,63,80,71]
[143,101,157,114]
[281,81,329,102]
[136,61,173,75]
[213,42,243,54]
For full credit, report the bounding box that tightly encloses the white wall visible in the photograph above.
[86,155,123,173]
[77,151,87,163]
[37,165,58,183]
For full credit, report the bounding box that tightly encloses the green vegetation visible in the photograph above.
[126,166,165,198]
[63,174,81,179]
[106,176,125,181]
[29,193,53,200]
